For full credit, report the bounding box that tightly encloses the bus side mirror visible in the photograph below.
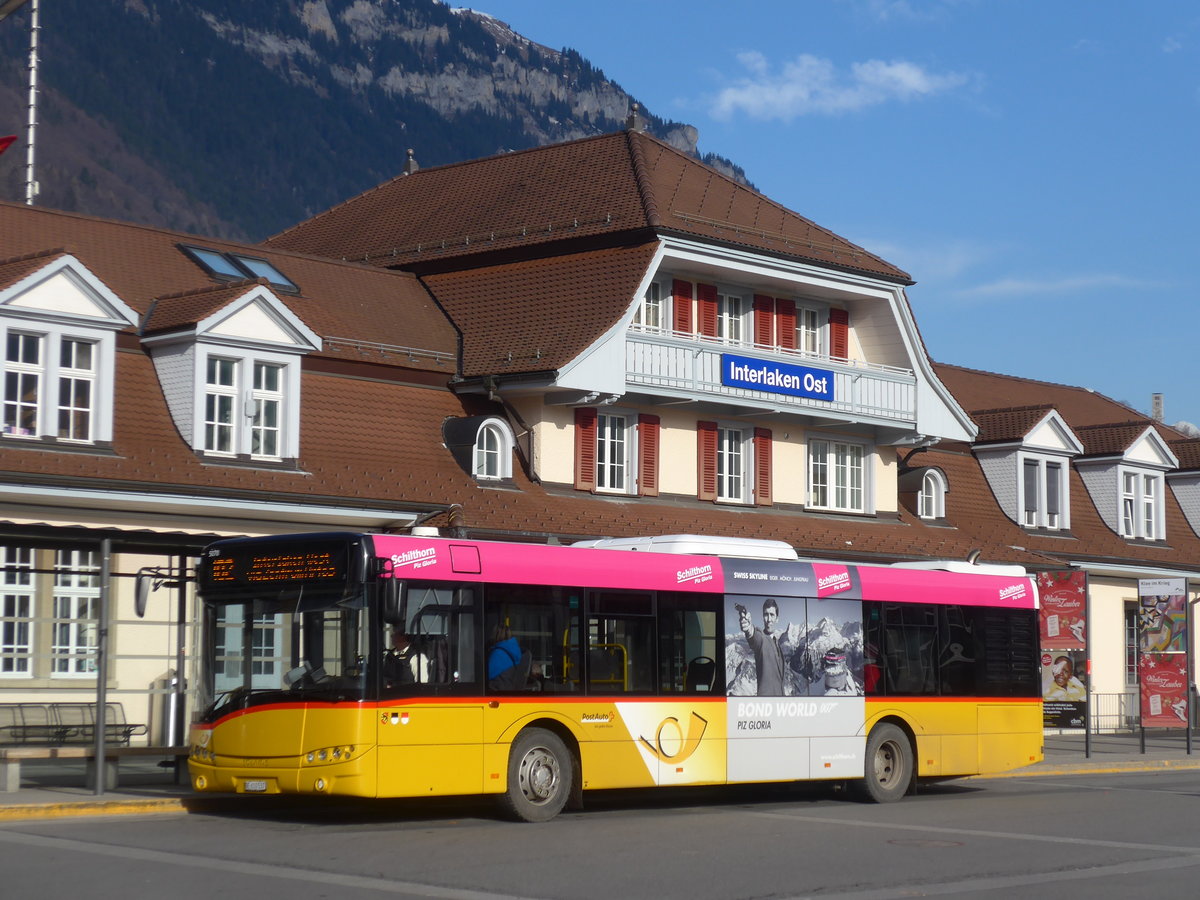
[382,580,406,625]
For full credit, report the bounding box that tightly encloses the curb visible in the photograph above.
[0,797,187,822]
[973,758,1200,780]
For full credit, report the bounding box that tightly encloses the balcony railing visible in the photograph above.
[625,326,916,424]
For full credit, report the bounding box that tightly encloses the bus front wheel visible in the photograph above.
[854,723,912,803]
[499,728,572,822]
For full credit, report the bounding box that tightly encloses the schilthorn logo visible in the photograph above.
[677,565,714,585]
[818,571,851,593]
[391,547,437,570]
[999,584,1027,601]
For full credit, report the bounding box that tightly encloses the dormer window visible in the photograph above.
[918,469,947,520]
[1022,456,1066,530]
[0,253,138,447]
[1121,469,1163,540]
[473,418,514,480]
[141,283,319,466]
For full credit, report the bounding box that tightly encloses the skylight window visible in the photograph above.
[179,245,299,293]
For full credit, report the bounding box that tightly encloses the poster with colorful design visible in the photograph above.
[1037,570,1087,650]
[1137,580,1187,652]
[1139,653,1189,727]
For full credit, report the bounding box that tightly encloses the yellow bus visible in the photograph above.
[188,532,1042,821]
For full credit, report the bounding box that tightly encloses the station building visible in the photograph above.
[0,125,1195,743]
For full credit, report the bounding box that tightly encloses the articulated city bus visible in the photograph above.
[188,532,1042,821]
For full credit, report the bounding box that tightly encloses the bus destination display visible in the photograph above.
[203,543,349,589]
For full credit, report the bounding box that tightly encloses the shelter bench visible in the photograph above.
[0,702,165,791]
[0,744,189,792]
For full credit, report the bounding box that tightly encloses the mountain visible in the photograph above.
[0,0,748,241]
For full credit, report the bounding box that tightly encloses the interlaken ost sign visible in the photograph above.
[721,353,835,402]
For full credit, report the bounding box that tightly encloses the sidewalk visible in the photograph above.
[1,731,1198,822]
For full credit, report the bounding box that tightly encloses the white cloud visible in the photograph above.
[858,235,1003,285]
[839,0,974,24]
[710,53,968,121]
[954,273,1165,300]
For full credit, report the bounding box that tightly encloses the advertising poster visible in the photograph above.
[1138,653,1189,727]
[1037,570,1087,649]
[1137,583,1187,653]
[1041,649,1087,728]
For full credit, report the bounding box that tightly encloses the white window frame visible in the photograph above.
[918,469,947,520]
[632,281,664,332]
[1020,454,1069,530]
[473,417,514,481]
[716,423,751,504]
[51,549,99,677]
[595,409,635,494]
[250,361,283,459]
[194,346,297,461]
[1,322,115,444]
[795,304,824,356]
[808,438,867,512]
[56,337,96,442]
[716,291,745,343]
[0,547,34,677]
[1119,467,1164,540]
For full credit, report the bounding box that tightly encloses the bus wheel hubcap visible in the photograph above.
[519,747,559,802]
[875,741,899,784]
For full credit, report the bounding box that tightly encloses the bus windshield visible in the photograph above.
[198,589,369,720]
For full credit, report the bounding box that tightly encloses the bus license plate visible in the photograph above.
[243,780,268,792]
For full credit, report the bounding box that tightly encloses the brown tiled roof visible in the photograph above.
[0,202,457,373]
[1073,422,1161,458]
[897,446,1200,570]
[142,282,265,335]
[969,405,1054,443]
[265,131,909,282]
[423,242,658,376]
[935,363,1187,438]
[1170,438,1200,472]
[0,248,70,289]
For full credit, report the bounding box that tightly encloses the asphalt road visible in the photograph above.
[1,771,1198,899]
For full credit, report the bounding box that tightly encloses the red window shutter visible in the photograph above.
[753,427,772,506]
[697,283,718,338]
[775,299,796,350]
[638,414,660,497]
[574,407,597,492]
[697,420,718,501]
[672,279,693,334]
[829,308,849,359]
[753,295,775,347]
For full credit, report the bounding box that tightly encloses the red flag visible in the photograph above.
[0,135,16,156]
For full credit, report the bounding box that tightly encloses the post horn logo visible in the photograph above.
[638,711,709,763]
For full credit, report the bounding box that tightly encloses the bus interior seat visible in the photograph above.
[684,656,716,693]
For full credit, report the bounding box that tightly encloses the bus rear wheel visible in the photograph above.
[499,727,572,822]
[854,723,912,803]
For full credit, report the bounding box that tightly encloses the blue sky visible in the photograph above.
[472,1,1200,431]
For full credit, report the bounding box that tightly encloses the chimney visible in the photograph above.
[402,148,419,176]
[1152,393,1164,422]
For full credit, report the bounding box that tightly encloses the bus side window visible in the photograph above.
[657,593,721,694]
[882,604,938,695]
[485,585,581,693]
[587,591,654,694]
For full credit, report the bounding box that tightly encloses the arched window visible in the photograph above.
[473,418,513,480]
[918,469,947,520]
